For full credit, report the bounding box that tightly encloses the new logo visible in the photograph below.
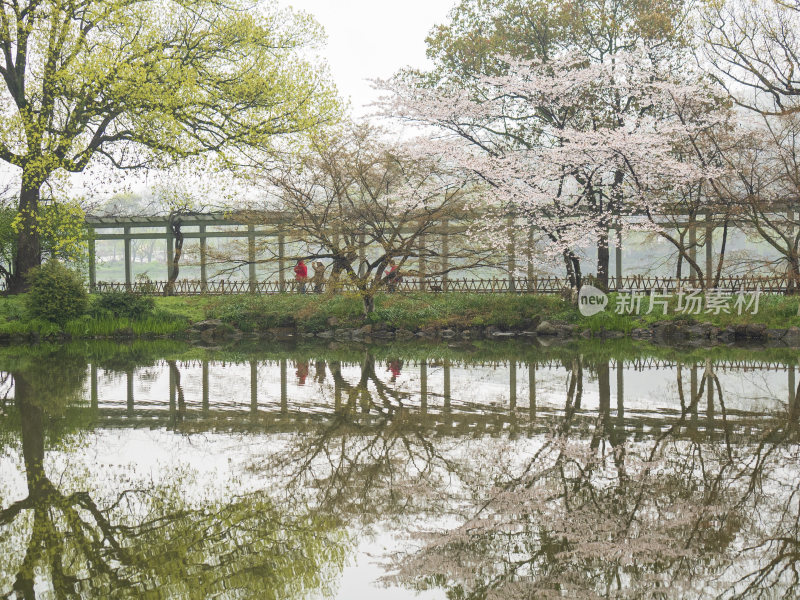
[578,284,608,316]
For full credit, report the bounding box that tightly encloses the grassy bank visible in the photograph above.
[0,291,798,340]
[194,291,800,333]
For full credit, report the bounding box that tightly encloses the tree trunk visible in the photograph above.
[164,216,184,296]
[714,220,729,288]
[596,226,609,291]
[9,176,43,293]
[362,293,375,316]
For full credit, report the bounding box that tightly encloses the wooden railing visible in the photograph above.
[93,274,794,295]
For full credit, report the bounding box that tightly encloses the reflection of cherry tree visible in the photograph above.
[0,364,349,599]
[253,351,468,525]
[382,358,800,599]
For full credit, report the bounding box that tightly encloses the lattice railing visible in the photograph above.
[93,274,794,295]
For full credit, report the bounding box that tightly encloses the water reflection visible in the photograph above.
[0,347,348,599]
[1,342,799,598]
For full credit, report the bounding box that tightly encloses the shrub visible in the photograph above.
[25,261,88,325]
[92,291,155,320]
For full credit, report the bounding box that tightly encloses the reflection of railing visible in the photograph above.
[94,274,793,295]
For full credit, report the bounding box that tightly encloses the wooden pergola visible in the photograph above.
[85,209,783,293]
[86,212,291,292]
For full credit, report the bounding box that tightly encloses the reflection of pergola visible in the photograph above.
[75,358,798,439]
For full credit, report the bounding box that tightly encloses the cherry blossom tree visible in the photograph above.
[377,46,726,289]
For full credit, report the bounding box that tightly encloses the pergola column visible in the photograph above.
[529,362,536,419]
[126,367,134,417]
[248,225,257,292]
[278,234,286,292]
[420,360,427,412]
[166,225,174,281]
[124,226,132,290]
[280,358,287,414]
[526,226,534,292]
[705,210,714,289]
[202,360,209,414]
[418,227,426,291]
[509,360,517,409]
[689,216,697,286]
[507,216,516,292]
[199,225,207,292]
[90,364,98,410]
[88,233,96,292]
[250,360,258,414]
[441,220,449,291]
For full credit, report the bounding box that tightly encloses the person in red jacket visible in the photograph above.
[294,259,308,293]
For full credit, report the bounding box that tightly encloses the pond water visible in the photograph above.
[1,340,800,599]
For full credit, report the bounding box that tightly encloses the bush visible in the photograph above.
[91,291,155,320]
[25,261,88,325]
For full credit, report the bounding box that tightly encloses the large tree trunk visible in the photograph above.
[9,176,43,293]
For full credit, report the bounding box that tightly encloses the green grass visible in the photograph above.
[200,291,800,333]
[0,290,797,341]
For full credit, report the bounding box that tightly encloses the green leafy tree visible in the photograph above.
[0,0,340,292]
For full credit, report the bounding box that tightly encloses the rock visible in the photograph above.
[359,324,373,335]
[395,329,414,339]
[491,331,517,338]
[687,325,709,339]
[717,327,736,343]
[327,316,339,327]
[745,323,767,339]
[785,326,800,345]
[520,316,542,330]
[603,330,625,339]
[334,328,352,339]
[193,319,224,331]
[317,330,334,339]
[766,328,787,340]
[536,321,558,336]
[441,329,457,338]
[268,327,294,340]
[372,330,395,339]
[300,332,315,338]
[460,330,472,338]
[580,329,593,339]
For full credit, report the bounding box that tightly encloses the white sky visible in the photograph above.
[285,0,456,116]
